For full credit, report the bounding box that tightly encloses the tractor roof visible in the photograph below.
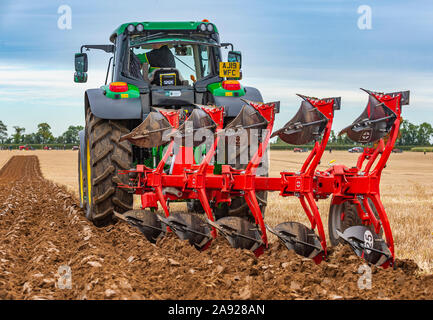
[110,21,218,43]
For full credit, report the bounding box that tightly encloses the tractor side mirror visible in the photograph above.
[228,51,242,68]
[74,53,88,83]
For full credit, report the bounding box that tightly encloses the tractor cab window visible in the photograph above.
[128,40,214,86]
[199,45,211,79]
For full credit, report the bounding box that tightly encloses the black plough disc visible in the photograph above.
[208,216,263,252]
[267,221,323,259]
[158,212,212,250]
[336,225,391,266]
[123,210,165,243]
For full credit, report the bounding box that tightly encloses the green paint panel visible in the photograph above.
[102,83,140,99]
[213,163,222,175]
[207,82,245,97]
[130,37,217,47]
[194,144,207,164]
[111,21,218,41]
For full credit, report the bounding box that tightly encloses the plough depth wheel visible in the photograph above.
[328,198,383,246]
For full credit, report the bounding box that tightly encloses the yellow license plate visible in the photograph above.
[219,62,240,78]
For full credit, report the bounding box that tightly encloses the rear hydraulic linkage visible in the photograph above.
[118,89,409,269]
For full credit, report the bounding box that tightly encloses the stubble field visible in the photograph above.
[0,149,431,299]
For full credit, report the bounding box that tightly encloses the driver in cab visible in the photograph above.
[130,44,177,84]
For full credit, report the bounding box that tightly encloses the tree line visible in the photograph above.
[328,119,433,146]
[1,119,432,147]
[0,120,83,145]
[396,119,433,146]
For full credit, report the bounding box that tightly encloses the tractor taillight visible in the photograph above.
[222,80,240,91]
[109,82,128,92]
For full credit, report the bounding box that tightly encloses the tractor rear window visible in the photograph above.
[128,42,214,86]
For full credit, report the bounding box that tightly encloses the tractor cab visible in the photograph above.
[125,34,220,108]
[128,39,213,86]
[74,21,264,119]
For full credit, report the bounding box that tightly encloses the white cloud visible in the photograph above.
[0,65,106,105]
[246,66,433,109]
[246,67,433,131]
[0,63,432,135]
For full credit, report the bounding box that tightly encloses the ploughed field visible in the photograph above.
[0,150,432,299]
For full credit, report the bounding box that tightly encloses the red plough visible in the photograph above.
[117,89,409,268]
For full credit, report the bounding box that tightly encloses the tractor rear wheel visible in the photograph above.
[224,175,268,222]
[214,151,269,222]
[85,108,133,227]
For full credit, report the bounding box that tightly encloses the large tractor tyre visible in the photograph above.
[328,197,383,246]
[214,180,268,222]
[225,172,268,222]
[85,109,133,227]
[187,200,205,214]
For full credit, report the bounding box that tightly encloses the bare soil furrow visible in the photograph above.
[0,156,431,300]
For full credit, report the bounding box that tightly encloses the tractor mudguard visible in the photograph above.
[213,86,265,117]
[85,88,142,120]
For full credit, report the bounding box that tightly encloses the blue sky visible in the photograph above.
[0,0,432,136]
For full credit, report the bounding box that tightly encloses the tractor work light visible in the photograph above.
[109,82,129,92]
[222,80,241,91]
[198,23,207,32]
[127,24,135,33]
[207,23,214,32]
[136,24,144,32]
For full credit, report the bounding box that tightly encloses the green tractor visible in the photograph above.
[75,20,268,228]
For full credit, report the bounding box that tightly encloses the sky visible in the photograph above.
[0,0,432,136]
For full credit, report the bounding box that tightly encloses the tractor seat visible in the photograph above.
[149,68,188,86]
